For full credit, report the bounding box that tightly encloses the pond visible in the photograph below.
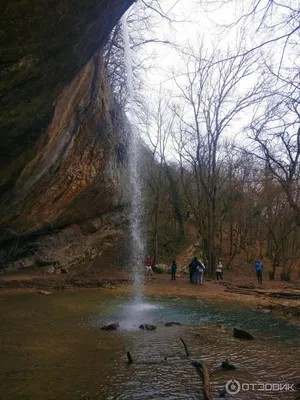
[0,290,299,399]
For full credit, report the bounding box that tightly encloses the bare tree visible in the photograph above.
[200,0,300,72]
[104,0,177,110]
[171,40,266,275]
[245,81,300,225]
[143,94,175,264]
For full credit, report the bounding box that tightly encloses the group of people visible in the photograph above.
[188,257,223,284]
[145,255,224,283]
[145,254,265,284]
[188,257,205,284]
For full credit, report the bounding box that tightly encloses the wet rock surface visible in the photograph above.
[233,327,255,340]
[139,324,156,331]
[101,322,119,331]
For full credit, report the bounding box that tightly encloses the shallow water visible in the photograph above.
[90,294,300,346]
[1,291,299,400]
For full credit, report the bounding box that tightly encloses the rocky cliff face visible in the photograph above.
[0,0,134,268]
[1,52,130,236]
[1,1,134,236]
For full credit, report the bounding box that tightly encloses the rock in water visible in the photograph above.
[101,322,119,331]
[165,322,183,327]
[139,324,156,331]
[221,360,236,370]
[233,327,255,340]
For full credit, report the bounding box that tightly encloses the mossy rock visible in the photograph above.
[153,263,169,274]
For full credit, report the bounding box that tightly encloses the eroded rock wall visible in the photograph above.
[0,52,130,238]
[1,0,134,187]
[1,1,135,243]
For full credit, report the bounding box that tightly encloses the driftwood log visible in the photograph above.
[180,337,212,400]
[126,337,212,399]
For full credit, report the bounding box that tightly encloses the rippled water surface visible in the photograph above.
[89,294,300,399]
[1,291,299,400]
[90,294,300,345]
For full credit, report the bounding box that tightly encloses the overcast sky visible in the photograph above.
[123,0,298,152]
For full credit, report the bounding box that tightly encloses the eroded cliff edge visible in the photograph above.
[0,0,134,269]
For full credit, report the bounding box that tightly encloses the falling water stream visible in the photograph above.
[121,11,145,301]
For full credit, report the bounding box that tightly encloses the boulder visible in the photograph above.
[139,324,156,331]
[5,257,35,272]
[233,327,255,340]
[153,264,169,274]
[101,322,119,331]
[20,257,36,268]
[46,266,56,274]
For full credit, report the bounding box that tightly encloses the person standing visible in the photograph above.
[171,260,177,280]
[255,260,263,284]
[216,261,223,280]
[197,260,205,285]
[188,257,199,283]
[145,255,153,276]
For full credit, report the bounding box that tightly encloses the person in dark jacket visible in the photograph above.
[171,260,177,280]
[255,260,264,284]
[189,257,200,284]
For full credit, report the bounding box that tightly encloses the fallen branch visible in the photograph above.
[180,337,212,400]
[193,361,212,400]
[180,337,190,356]
[127,351,133,364]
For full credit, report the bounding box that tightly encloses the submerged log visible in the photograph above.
[180,337,212,400]
[180,337,190,357]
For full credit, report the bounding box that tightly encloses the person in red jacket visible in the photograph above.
[145,256,153,276]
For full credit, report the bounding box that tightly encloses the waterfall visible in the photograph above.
[121,11,145,299]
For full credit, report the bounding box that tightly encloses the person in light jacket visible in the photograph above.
[197,261,205,285]
[216,261,223,280]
